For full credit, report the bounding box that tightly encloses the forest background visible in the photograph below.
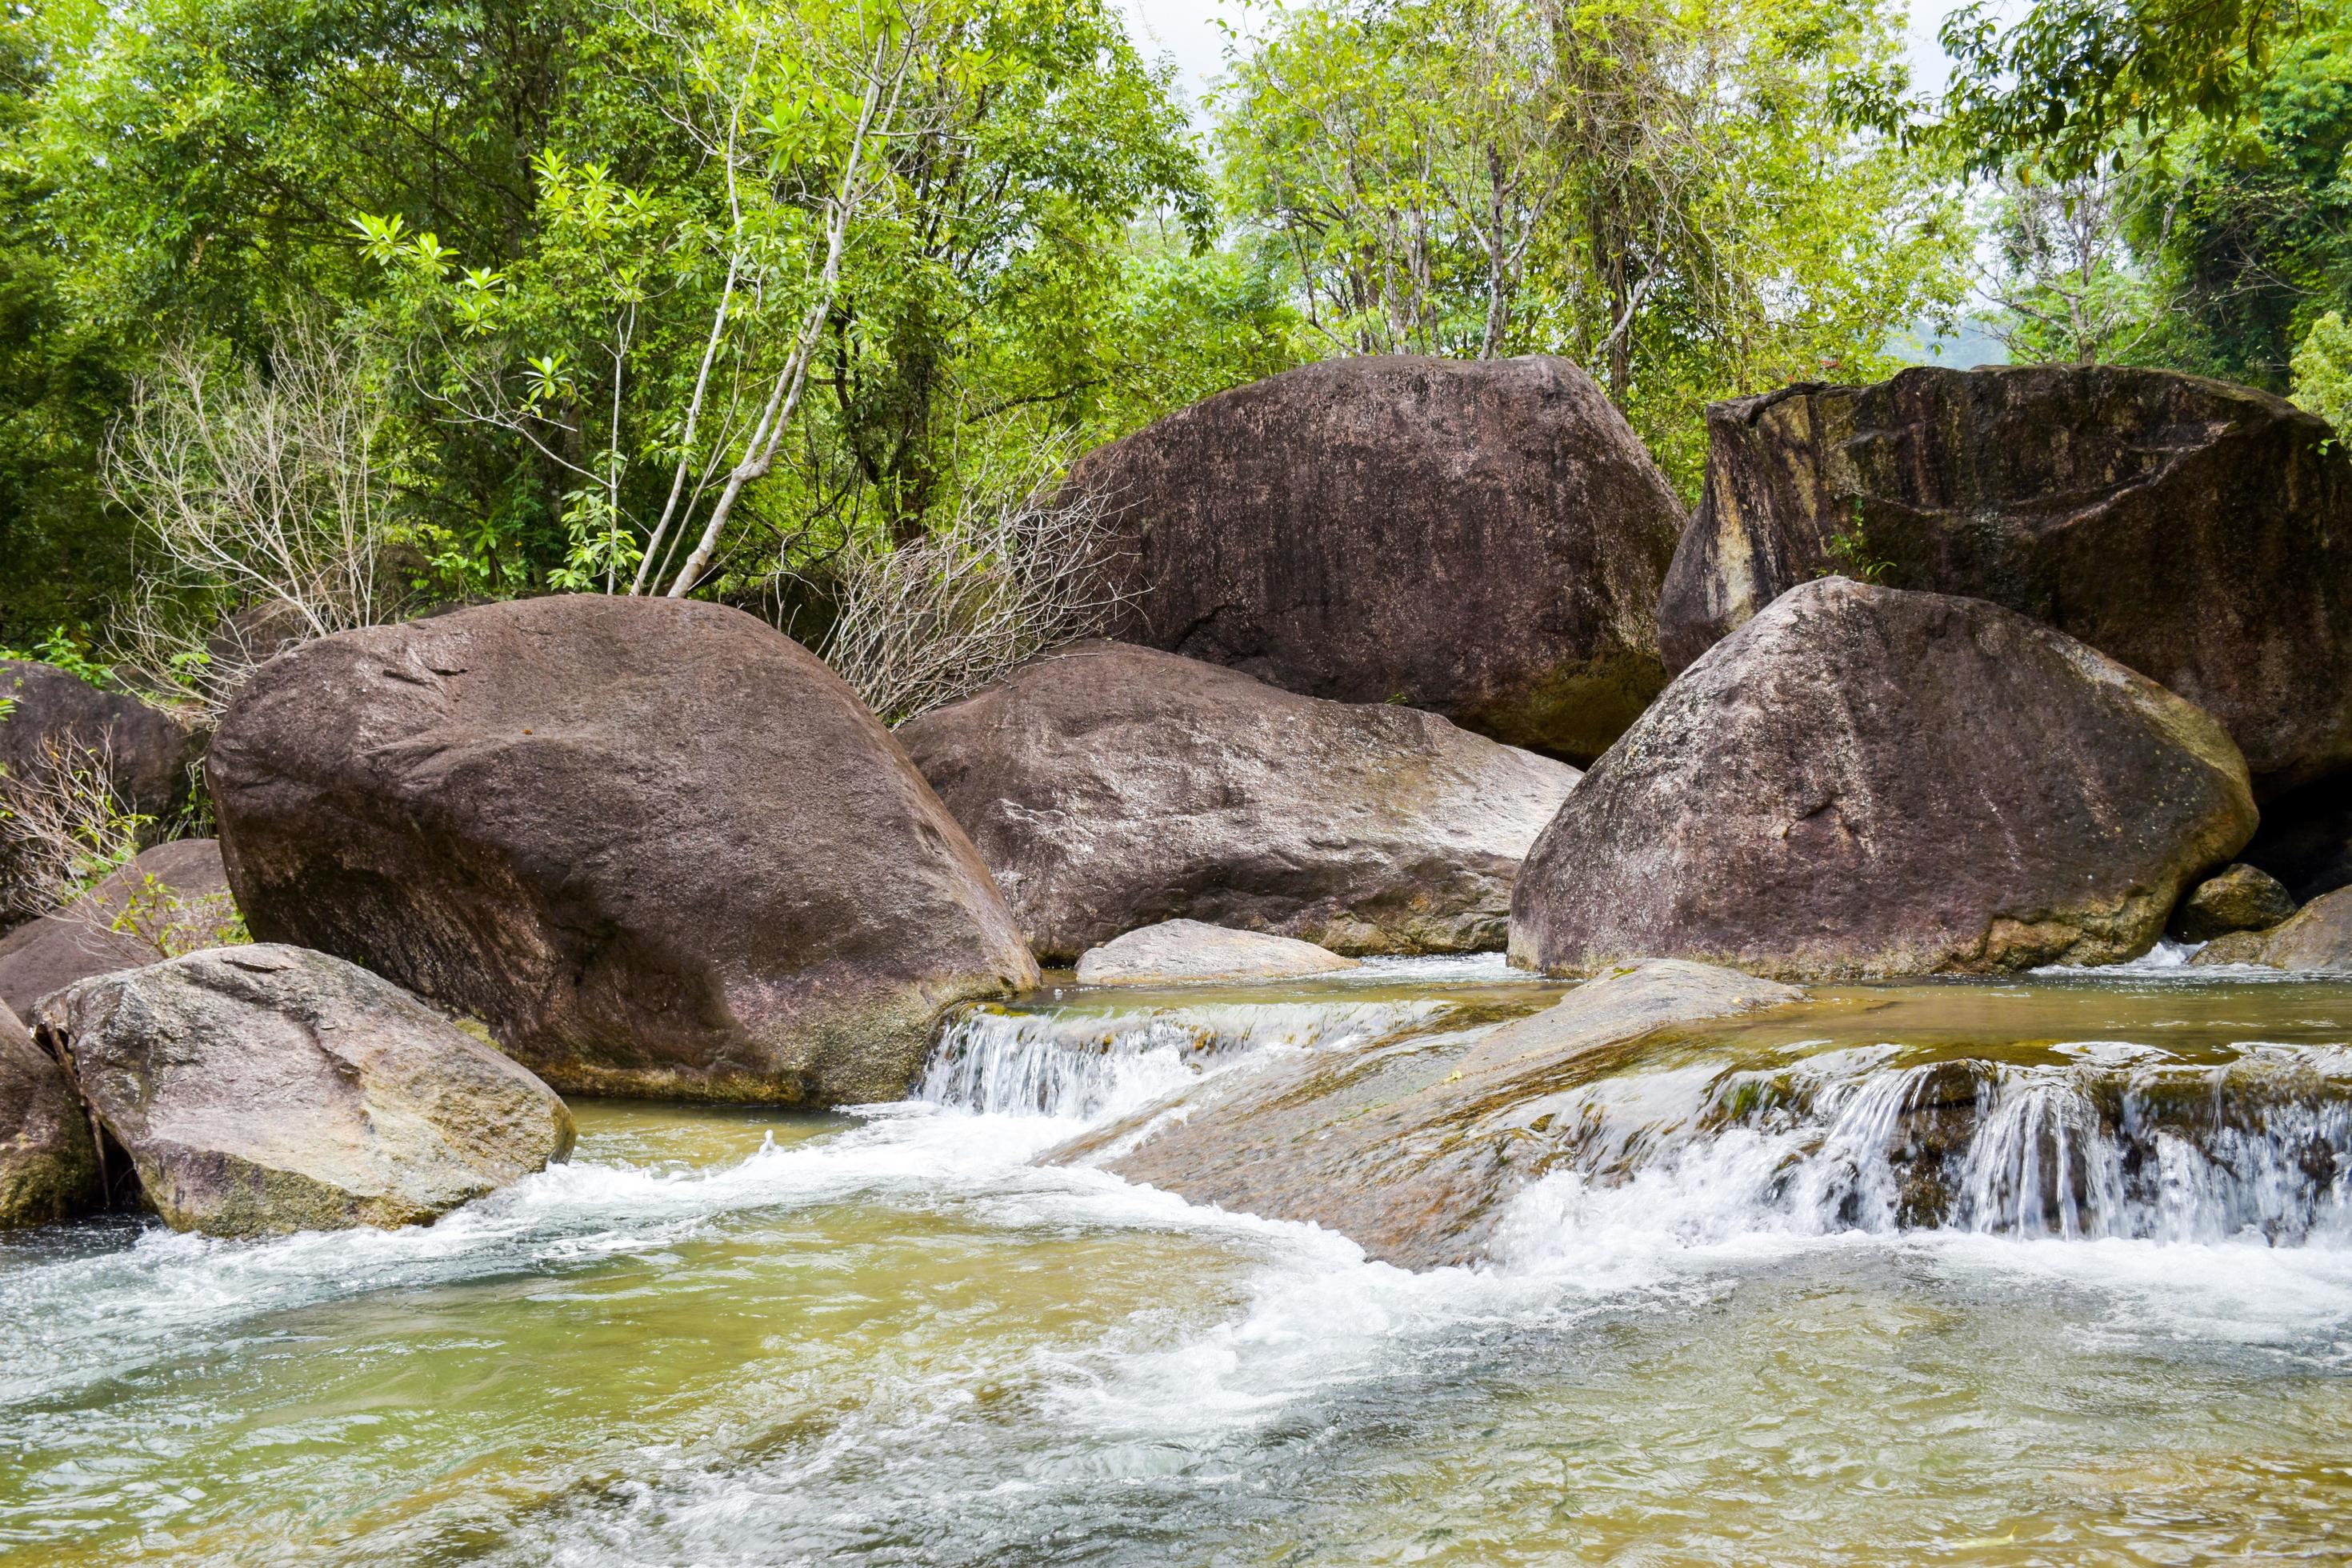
[0,0,2333,707]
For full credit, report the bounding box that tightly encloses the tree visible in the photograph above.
[1217,0,1968,487]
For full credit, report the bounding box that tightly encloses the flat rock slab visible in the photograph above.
[898,642,1578,962]
[0,838,236,1018]
[1074,921,1360,986]
[36,945,574,1237]
[1050,961,1801,1269]
[1064,355,1686,763]
[1658,366,2352,794]
[0,1001,97,1228]
[1512,578,2258,979]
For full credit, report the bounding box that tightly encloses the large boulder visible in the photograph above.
[2192,885,2352,970]
[34,946,574,1236]
[0,659,194,821]
[1066,356,1687,764]
[1074,921,1360,986]
[1512,578,2258,980]
[897,642,1580,962]
[1657,366,2352,795]
[1051,961,1801,1268]
[209,596,1038,1106]
[0,838,238,1017]
[0,1001,98,1228]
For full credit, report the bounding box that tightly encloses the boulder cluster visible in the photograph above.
[6,352,2352,1242]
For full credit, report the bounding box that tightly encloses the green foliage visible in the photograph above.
[1822,502,1894,585]
[108,871,250,957]
[2292,309,2352,431]
[1216,0,1969,493]
[0,628,116,689]
[1934,0,2302,176]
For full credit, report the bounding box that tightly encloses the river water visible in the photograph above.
[6,956,2352,1564]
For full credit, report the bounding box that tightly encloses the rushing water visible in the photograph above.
[7,959,2352,1564]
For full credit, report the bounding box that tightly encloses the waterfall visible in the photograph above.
[918,998,1455,1121]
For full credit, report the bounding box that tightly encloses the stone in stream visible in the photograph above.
[1656,366,2352,795]
[208,595,1038,1107]
[0,838,240,1018]
[1511,578,2258,980]
[2192,884,2352,970]
[896,642,1580,963]
[1062,355,1687,764]
[2169,862,2297,944]
[1074,921,1360,986]
[0,999,98,1228]
[33,945,574,1237]
[1049,960,1802,1269]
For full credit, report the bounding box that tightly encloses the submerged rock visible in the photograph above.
[2170,863,2297,944]
[34,945,574,1236]
[1511,578,2258,980]
[1065,356,1686,763]
[898,642,1579,963]
[1050,960,1801,1268]
[1074,921,1360,986]
[2192,884,2352,971]
[1657,366,2352,794]
[210,595,1038,1106]
[0,1001,98,1228]
[0,838,238,1018]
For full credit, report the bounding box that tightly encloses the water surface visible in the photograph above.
[6,960,2351,1565]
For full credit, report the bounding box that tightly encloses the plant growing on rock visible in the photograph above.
[818,438,1129,723]
[0,735,151,923]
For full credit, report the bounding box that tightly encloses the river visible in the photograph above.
[4,955,2350,1564]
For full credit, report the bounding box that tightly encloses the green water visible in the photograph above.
[4,959,2351,1565]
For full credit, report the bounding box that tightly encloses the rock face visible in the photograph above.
[2192,885,2352,970]
[2170,863,2297,944]
[0,659,194,822]
[0,1001,98,1228]
[0,838,238,1017]
[1051,961,1800,1268]
[897,642,1580,963]
[209,595,1037,1106]
[1065,356,1687,764]
[34,946,574,1236]
[1074,921,1360,986]
[1512,578,2258,980]
[1657,366,2352,794]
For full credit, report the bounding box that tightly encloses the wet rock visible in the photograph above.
[2170,863,2297,944]
[2190,884,2352,971]
[1657,366,2352,794]
[0,659,194,823]
[897,642,1579,962]
[34,945,574,1236]
[0,839,239,1018]
[209,595,1037,1106]
[1066,356,1686,764]
[1050,960,1802,1269]
[1512,578,2258,980]
[1074,921,1360,986]
[0,1001,98,1228]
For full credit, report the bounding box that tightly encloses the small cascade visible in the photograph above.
[1503,1042,2352,1250]
[919,998,1456,1120]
